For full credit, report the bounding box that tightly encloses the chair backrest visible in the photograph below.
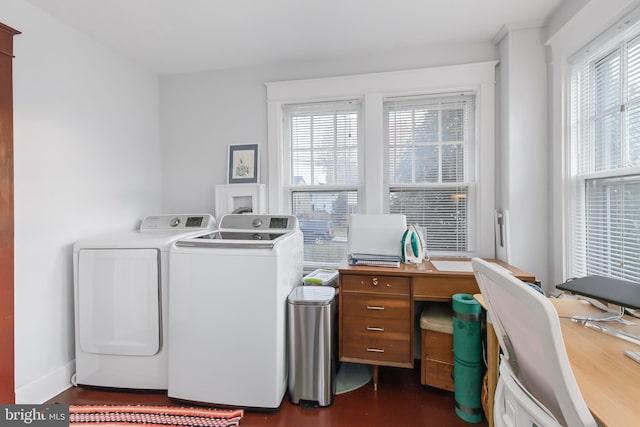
[471,258,597,427]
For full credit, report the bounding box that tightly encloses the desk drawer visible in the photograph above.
[341,275,410,296]
[342,334,411,364]
[342,294,410,319]
[342,315,410,341]
[413,276,479,300]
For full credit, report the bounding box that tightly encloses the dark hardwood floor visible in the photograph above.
[48,362,487,427]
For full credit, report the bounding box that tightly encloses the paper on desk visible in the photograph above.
[430,260,513,274]
[431,260,473,272]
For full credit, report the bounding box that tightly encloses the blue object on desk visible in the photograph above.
[526,282,544,295]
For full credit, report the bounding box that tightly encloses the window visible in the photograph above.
[385,94,476,255]
[570,33,640,282]
[283,101,360,266]
[266,62,496,268]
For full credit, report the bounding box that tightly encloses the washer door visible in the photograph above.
[78,248,160,356]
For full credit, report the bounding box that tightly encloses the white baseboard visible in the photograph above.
[15,361,75,404]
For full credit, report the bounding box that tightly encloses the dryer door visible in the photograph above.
[78,248,160,356]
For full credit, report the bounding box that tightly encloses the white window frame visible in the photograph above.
[545,1,640,285]
[281,100,363,217]
[384,93,478,256]
[266,61,497,257]
[567,27,640,282]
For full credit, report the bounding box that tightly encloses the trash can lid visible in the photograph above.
[288,286,335,305]
[303,269,339,287]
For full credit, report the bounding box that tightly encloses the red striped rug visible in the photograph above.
[69,405,243,427]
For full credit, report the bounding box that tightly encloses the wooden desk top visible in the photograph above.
[475,295,640,426]
[339,257,536,282]
[550,299,640,427]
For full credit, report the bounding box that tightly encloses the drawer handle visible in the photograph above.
[372,277,379,286]
[366,305,385,311]
[366,326,385,331]
[367,347,385,353]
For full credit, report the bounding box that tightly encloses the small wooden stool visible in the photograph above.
[420,302,455,391]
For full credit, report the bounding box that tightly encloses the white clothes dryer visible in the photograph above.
[168,214,303,409]
[73,214,216,390]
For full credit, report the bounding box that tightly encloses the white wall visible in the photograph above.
[495,0,640,289]
[496,28,550,288]
[160,68,269,213]
[7,0,613,404]
[160,43,498,214]
[3,0,498,403]
[5,0,162,403]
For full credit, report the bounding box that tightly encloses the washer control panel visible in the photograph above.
[140,214,216,231]
[220,214,298,231]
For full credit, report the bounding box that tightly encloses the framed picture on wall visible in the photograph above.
[228,144,259,184]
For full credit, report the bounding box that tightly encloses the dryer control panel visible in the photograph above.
[140,214,216,231]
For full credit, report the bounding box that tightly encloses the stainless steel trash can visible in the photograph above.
[287,286,336,407]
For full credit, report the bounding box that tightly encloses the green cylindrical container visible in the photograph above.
[452,293,484,423]
[452,293,482,363]
[453,357,484,423]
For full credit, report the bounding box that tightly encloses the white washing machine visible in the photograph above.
[168,214,303,409]
[73,213,216,390]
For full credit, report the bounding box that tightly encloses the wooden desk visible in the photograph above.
[478,296,640,427]
[338,258,534,391]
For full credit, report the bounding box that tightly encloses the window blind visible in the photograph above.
[284,100,360,266]
[385,94,476,254]
[570,32,640,283]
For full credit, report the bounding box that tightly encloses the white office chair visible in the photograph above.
[471,258,598,427]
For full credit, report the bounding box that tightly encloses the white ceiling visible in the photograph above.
[23,0,564,75]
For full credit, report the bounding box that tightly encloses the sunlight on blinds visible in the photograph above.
[570,31,640,282]
[385,94,475,254]
[584,177,640,280]
[285,100,360,266]
[289,101,359,186]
